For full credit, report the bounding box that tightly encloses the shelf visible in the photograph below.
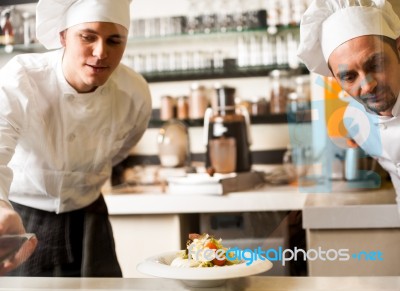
[148,110,312,129]
[128,25,299,45]
[0,43,45,54]
[1,0,37,5]
[142,64,308,83]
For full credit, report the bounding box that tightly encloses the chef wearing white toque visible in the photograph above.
[297,0,400,213]
[0,0,152,276]
[36,0,132,50]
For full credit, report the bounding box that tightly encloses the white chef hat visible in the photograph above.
[297,0,400,76]
[36,0,132,50]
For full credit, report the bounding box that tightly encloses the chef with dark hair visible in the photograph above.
[298,0,400,211]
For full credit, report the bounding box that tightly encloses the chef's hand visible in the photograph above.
[0,200,38,276]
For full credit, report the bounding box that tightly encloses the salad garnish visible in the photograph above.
[170,233,240,268]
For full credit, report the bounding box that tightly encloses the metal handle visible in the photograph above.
[237,105,252,145]
[203,107,213,146]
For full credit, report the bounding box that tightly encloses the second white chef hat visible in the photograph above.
[36,0,131,50]
[297,0,400,76]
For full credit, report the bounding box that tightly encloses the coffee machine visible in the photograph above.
[204,86,252,173]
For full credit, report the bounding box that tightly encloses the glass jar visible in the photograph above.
[157,120,189,168]
[269,69,293,114]
[160,95,176,120]
[189,83,209,119]
[176,96,189,120]
[294,75,311,100]
[287,92,310,114]
[251,97,269,116]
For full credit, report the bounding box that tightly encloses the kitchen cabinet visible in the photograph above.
[303,187,400,276]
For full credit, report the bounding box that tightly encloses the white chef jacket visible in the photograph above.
[0,49,152,213]
[343,94,400,208]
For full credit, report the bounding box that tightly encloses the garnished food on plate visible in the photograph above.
[170,233,240,268]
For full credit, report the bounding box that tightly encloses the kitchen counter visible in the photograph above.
[104,184,308,215]
[301,184,400,276]
[103,180,400,278]
[104,181,396,217]
[303,185,399,229]
[0,276,399,290]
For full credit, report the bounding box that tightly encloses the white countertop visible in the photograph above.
[303,186,400,229]
[104,184,308,215]
[104,178,400,229]
[0,276,399,290]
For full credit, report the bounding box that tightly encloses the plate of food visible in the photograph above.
[137,233,273,288]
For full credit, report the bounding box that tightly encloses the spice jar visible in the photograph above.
[160,95,176,120]
[176,96,189,120]
[269,69,293,114]
[251,97,269,116]
[189,83,209,119]
[287,92,310,114]
[294,75,311,98]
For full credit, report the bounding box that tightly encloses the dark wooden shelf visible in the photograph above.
[148,110,312,129]
[1,0,37,5]
[142,65,308,83]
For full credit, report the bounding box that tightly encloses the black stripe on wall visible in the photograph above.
[1,0,37,5]
[116,149,286,167]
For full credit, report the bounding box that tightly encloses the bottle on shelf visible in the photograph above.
[1,10,14,45]
[176,96,189,120]
[269,69,293,114]
[160,95,176,121]
[189,83,210,120]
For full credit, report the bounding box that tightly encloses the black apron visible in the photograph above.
[8,195,122,277]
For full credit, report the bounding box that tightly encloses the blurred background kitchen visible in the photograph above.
[2,0,400,279]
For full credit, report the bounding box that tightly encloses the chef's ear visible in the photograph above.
[59,30,67,47]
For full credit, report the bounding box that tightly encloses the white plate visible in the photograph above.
[137,250,273,288]
[167,173,237,185]
[167,174,219,185]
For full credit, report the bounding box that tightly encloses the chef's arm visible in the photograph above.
[0,199,12,210]
[0,140,38,274]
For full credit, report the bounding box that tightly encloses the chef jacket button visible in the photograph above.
[101,87,109,95]
[379,124,387,130]
[102,128,111,136]
[67,133,76,142]
[66,94,74,102]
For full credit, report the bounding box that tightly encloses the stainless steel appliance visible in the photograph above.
[204,85,252,173]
